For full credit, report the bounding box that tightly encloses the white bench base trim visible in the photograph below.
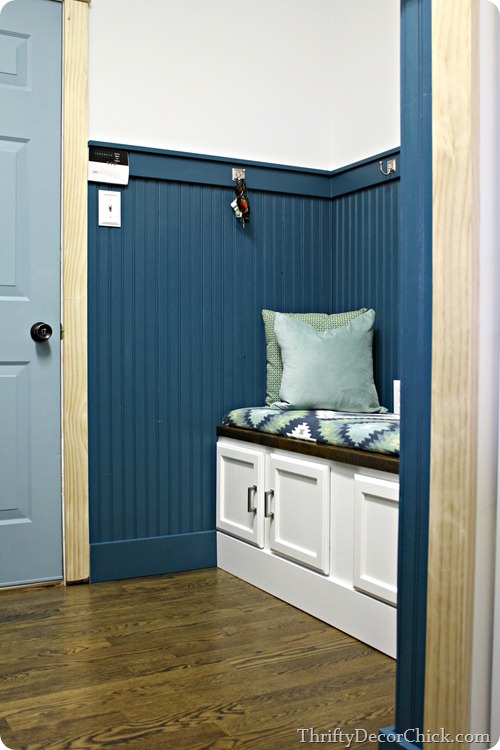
[217,530,397,658]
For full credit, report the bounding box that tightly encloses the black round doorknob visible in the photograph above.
[31,322,53,342]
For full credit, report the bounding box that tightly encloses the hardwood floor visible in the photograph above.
[0,568,395,749]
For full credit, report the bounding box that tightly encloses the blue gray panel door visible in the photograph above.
[0,0,63,586]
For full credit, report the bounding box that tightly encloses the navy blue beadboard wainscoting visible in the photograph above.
[88,145,400,582]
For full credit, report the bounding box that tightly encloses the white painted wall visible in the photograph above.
[330,0,400,167]
[472,2,500,745]
[88,0,400,170]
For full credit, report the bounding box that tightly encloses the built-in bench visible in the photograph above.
[216,410,400,657]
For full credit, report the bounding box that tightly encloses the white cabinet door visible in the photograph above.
[268,453,330,574]
[216,441,266,547]
[353,474,399,605]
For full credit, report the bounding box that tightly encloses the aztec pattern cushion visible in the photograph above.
[262,308,367,406]
[222,407,399,456]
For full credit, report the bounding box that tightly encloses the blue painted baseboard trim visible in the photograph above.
[379,725,421,749]
[90,531,217,583]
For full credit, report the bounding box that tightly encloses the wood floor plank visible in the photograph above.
[0,568,395,749]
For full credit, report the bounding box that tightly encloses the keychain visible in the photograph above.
[232,178,250,226]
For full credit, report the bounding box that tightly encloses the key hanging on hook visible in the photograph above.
[234,178,250,225]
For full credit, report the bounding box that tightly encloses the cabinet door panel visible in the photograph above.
[353,474,399,605]
[269,453,330,573]
[216,442,265,547]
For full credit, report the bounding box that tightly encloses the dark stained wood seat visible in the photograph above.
[217,424,399,475]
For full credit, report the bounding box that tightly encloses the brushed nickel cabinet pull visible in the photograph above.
[247,485,257,513]
[264,489,274,518]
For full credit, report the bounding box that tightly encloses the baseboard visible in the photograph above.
[90,530,216,582]
[378,725,422,748]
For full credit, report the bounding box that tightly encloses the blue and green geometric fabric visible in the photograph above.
[222,407,399,456]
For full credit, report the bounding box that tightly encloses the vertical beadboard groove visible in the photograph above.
[330,183,399,409]
[88,167,400,576]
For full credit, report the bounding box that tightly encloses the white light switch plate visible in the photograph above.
[98,190,121,227]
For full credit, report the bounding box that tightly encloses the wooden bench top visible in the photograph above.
[217,425,399,475]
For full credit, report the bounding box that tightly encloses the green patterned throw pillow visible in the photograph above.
[262,307,367,406]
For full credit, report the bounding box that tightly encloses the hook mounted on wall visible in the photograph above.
[379,158,397,176]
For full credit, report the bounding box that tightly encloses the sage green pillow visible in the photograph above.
[272,309,386,413]
[262,307,367,406]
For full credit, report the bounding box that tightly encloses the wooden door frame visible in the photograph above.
[62,0,90,583]
[60,0,483,736]
[425,0,480,739]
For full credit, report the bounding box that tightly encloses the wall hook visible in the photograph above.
[379,159,397,176]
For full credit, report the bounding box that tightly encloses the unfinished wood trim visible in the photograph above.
[425,0,480,742]
[62,0,90,583]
